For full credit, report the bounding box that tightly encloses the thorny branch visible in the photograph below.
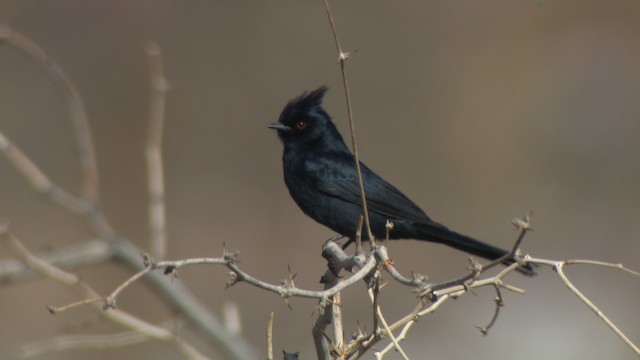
[42,210,639,360]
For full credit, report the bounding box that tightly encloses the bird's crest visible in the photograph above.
[279,86,328,124]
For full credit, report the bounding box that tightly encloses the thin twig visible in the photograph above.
[376,246,429,288]
[267,312,274,360]
[146,42,170,260]
[21,331,150,359]
[371,313,416,359]
[48,298,103,314]
[47,245,375,316]
[564,259,640,277]
[366,279,409,360]
[368,277,409,360]
[557,261,639,355]
[0,229,208,359]
[371,276,380,335]
[113,241,261,359]
[321,0,374,244]
[475,285,504,336]
[429,213,534,292]
[332,290,344,351]
[374,304,409,360]
[105,265,153,309]
[355,215,364,255]
[225,249,377,300]
[0,31,261,359]
[314,272,339,360]
[0,239,114,283]
[0,129,92,214]
[528,256,640,355]
[0,25,99,203]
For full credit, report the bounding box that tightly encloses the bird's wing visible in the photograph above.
[306,153,433,224]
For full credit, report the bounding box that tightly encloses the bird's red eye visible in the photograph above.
[296,120,307,129]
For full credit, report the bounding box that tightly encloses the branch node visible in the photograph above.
[225,272,239,289]
[511,212,534,232]
[141,252,155,269]
[103,297,116,310]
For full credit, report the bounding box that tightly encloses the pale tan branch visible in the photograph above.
[368,287,409,360]
[529,256,640,355]
[21,331,150,359]
[0,227,208,359]
[145,42,170,259]
[0,239,113,283]
[0,25,99,203]
[267,312,274,360]
[321,0,373,243]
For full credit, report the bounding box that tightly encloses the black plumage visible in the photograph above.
[269,87,534,275]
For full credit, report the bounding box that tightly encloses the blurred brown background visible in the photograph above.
[1,1,639,359]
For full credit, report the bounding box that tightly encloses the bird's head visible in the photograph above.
[268,86,343,148]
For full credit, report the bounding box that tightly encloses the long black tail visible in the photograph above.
[412,222,536,276]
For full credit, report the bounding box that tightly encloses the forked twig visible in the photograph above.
[530,256,640,355]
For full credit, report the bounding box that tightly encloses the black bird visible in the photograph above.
[269,87,534,275]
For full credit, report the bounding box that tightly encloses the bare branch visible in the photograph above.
[332,290,344,352]
[0,26,264,359]
[224,246,377,300]
[0,25,99,203]
[0,130,92,214]
[321,0,374,244]
[529,256,640,355]
[145,42,170,259]
[46,242,375,318]
[0,239,113,283]
[475,285,504,336]
[376,245,429,289]
[0,227,208,359]
[0,128,115,240]
[267,312,274,360]
[21,331,150,359]
[368,276,409,360]
[314,270,339,360]
[104,264,153,309]
[564,259,640,277]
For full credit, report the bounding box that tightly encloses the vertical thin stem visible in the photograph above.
[267,312,274,360]
[322,0,375,244]
[146,42,169,259]
[332,291,344,351]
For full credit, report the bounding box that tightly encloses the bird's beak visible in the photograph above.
[267,122,292,132]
